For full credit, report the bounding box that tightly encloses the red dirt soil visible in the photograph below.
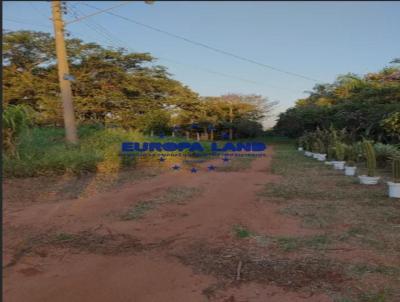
[3,147,334,302]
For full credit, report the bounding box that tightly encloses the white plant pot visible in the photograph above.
[358,175,380,185]
[317,154,327,161]
[388,182,400,198]
[305,151,312,157]
[334,161,345,170]
[344,166,357,176]
[298,147,303,151]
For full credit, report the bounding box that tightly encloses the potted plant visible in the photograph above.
[344,145,357,176]
[297,137,304,151]
[388,158,400,198]
[333,142,346,170]
[304,140,312,157]
[326,127,339,165]
[325,146,335,165]
[302,135,312,157]
[312,141,320,159]
[315,138,326,161]
[358,140,380,185]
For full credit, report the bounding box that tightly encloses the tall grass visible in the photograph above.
[3,125,213,177]
[2,104,33,157]
[3,126,143,177]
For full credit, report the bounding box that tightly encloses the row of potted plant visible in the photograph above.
[297,128,400,198]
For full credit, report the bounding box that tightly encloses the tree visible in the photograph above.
[274,64,400,143]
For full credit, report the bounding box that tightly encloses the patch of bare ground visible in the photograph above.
[3,167,161,205]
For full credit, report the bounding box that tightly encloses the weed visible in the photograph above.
[348,263,400,278]
[233,225,252,238]
[275,234,330,252]
[122,201,155,220]
[54,233,76,242]
[277,237,300,251]
[359,289,389,302]
[121,186,201,220]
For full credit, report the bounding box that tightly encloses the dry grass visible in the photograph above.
[121,186,202,220]
[176,242,346,291]
[253,143,400,301]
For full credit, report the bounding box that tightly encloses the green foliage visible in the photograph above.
[3,126,142,177]
[393,158,400,183]
[274,64,400,144]
[2,125,215,177]
[234,118,263,138]
[345,144,357,166]
[298,127,399,171]
[334,142,345,161]
[233,225,252,238]
[137,110,171,136]
[3,30,273,141]
[363,140,377,177]
[373,143,400,168]
[316,138,325,153]
[381,112,400,139]
[2,104,33,157]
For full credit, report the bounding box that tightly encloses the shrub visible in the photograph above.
[2,105,33,157]
[3,127,143,177]
[373,143,400,168]
[381,112,400,141]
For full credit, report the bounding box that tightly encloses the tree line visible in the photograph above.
[273,61,400,144]
[3,30,276,141]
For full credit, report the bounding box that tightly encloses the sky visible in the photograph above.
[3,1,400,126]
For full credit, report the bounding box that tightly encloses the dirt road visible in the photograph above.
[3,147,333,302]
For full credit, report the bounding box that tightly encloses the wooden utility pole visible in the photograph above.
[51,1,78,144]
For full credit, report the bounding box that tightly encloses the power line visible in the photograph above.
[3,18,50,29]
[69,4,303,96]
[29,2,51,20]
[65,2,129,25]
[81,2,320,83]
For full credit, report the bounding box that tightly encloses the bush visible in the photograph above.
[3,126,144,177]
[374,143,400,168]
[234,119,263,138]
[3,125,214,177]
[2,105,33,157]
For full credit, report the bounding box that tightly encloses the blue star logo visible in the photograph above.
[159,157,166,162]
[172,164,180,170]
[222,157,230,162]
[208,165,216,171]
[190,167,198,173]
